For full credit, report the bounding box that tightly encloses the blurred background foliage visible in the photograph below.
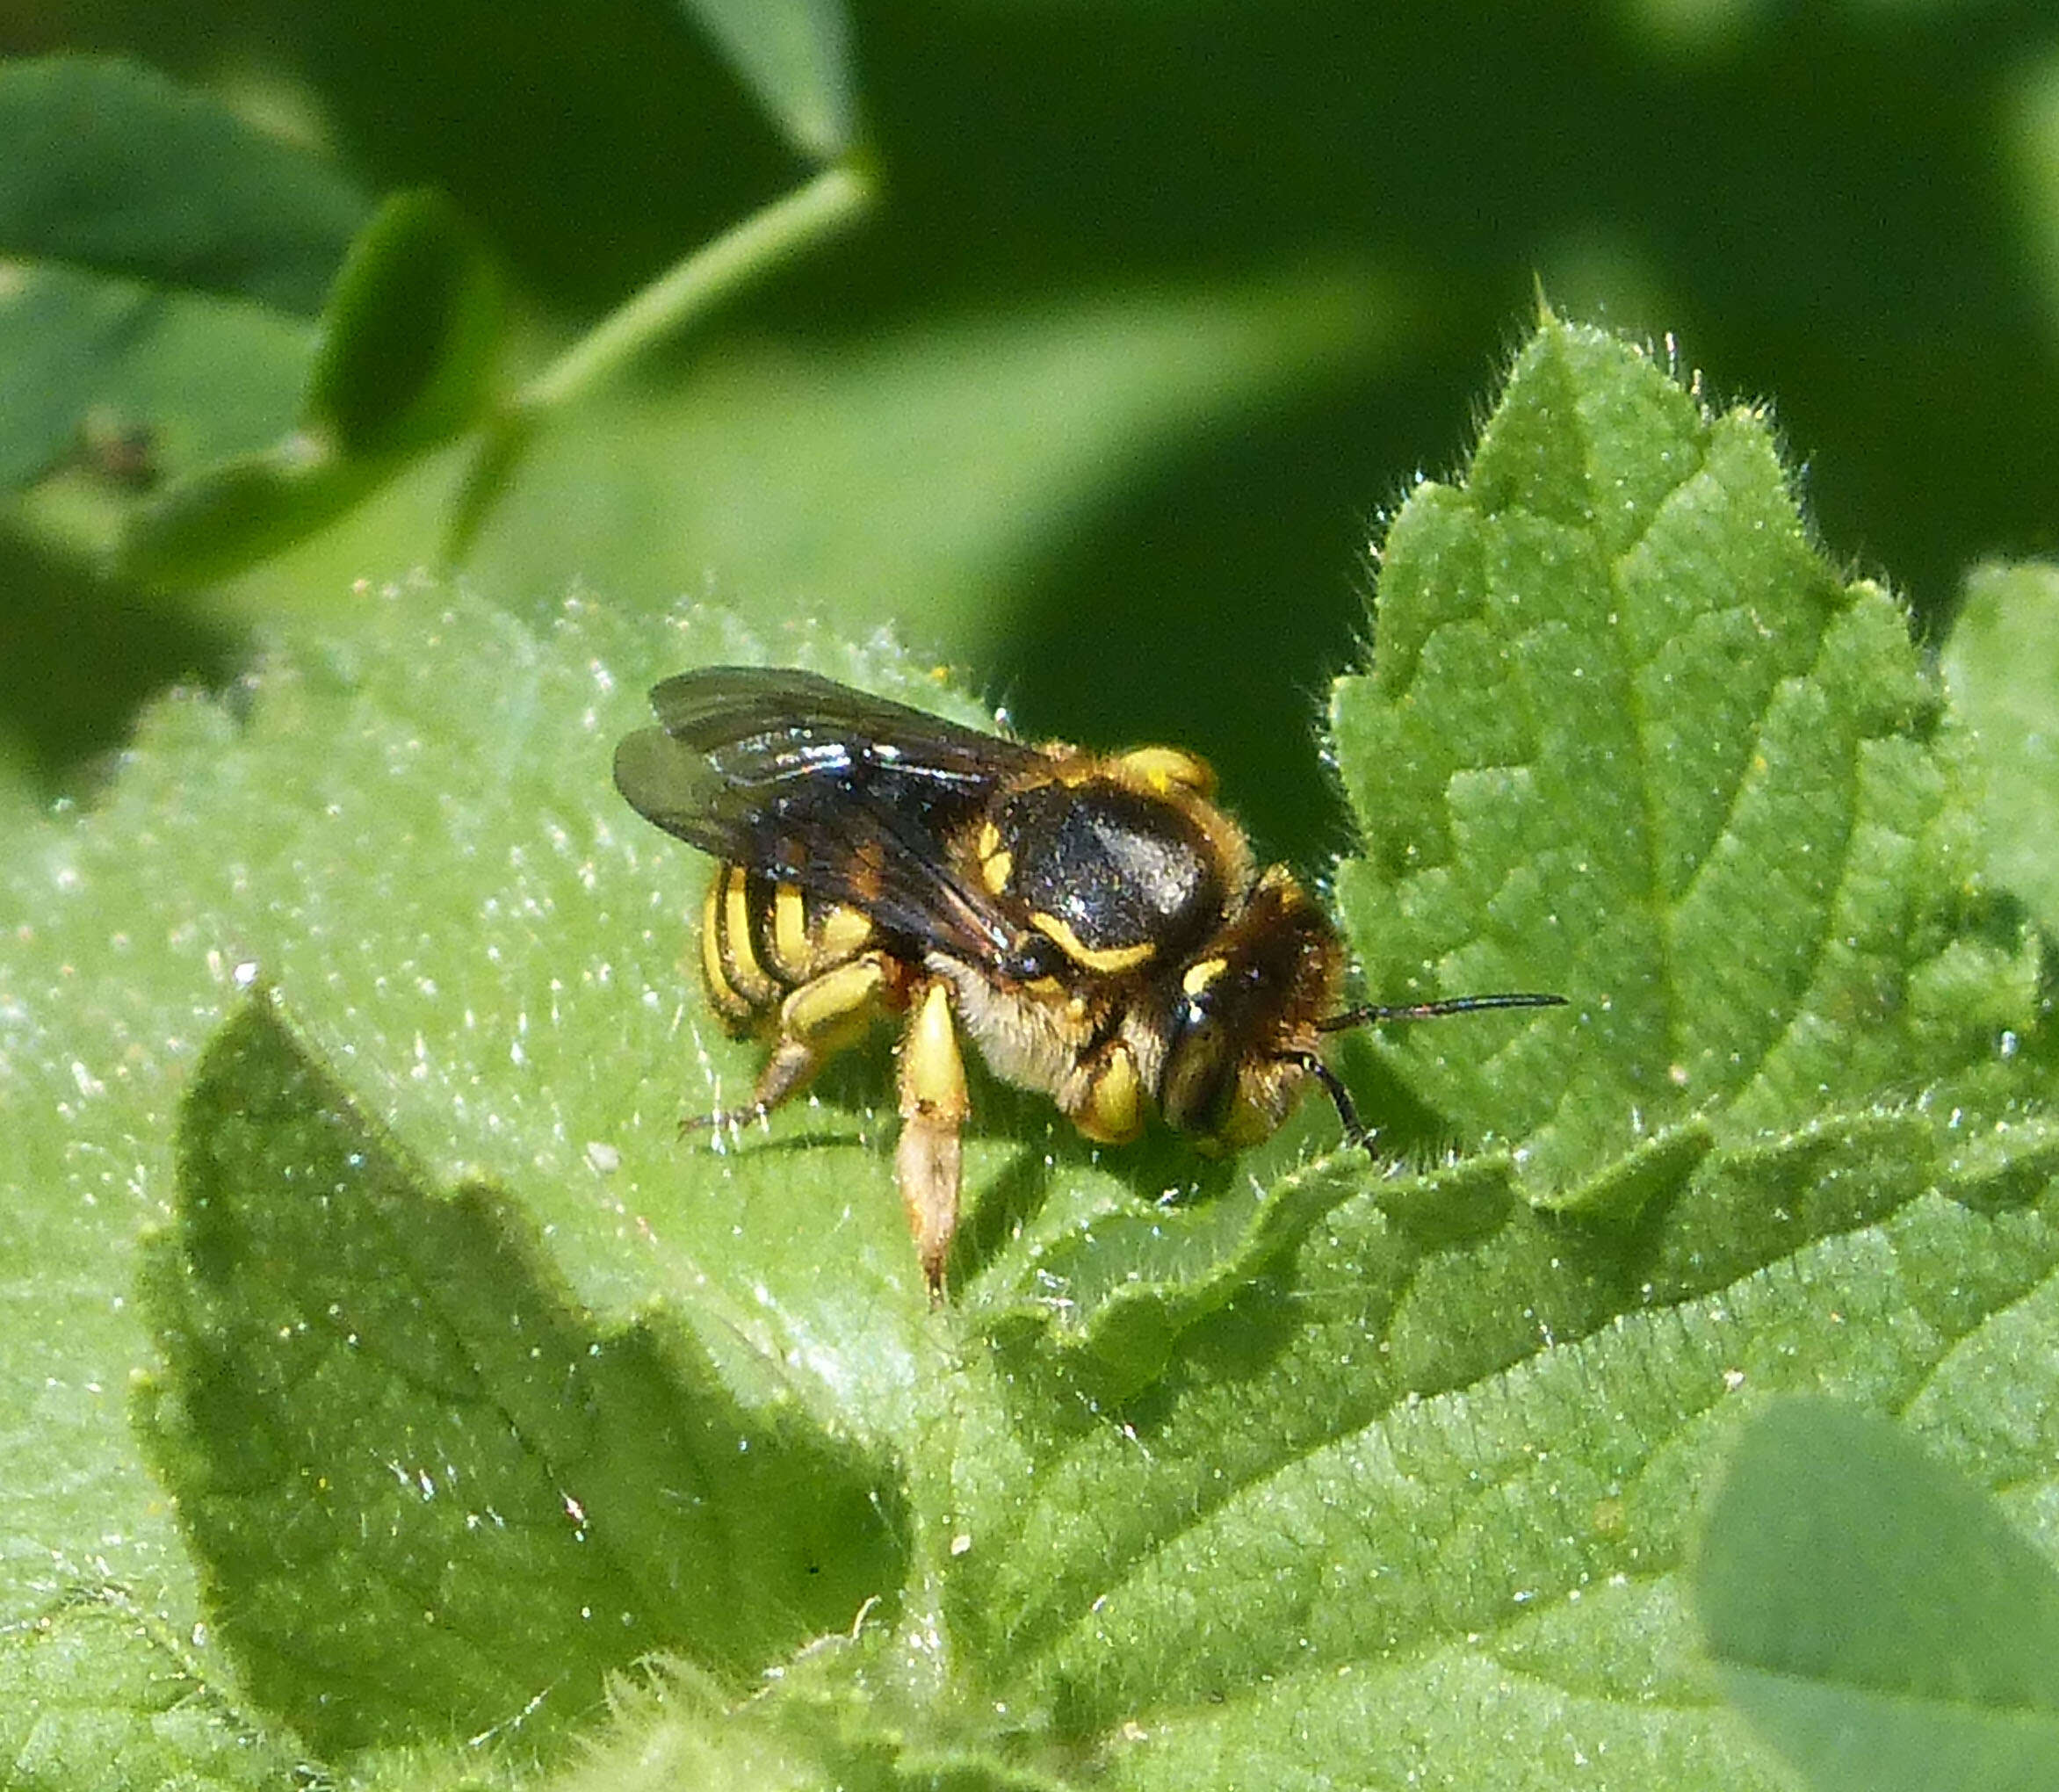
[5,0,2059,869]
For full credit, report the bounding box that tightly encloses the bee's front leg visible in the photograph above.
[896,979,969,1297]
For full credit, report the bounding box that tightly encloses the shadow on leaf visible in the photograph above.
[135,991,907,1760]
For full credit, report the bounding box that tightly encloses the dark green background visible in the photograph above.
[9,0,2059,864]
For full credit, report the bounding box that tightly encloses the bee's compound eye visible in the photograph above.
[1160,996,1233,1137]
[1001,932,1062,982]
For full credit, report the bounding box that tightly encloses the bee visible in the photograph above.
[614,667,1561,1294]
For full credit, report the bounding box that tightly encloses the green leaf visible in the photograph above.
[0,55,365,312]
[0,594,948,1781]
[1696,1398,2059,1792]
[1331,315,2038,1204]
[112,444,385,588]
[677,0,858,160]
[1942,560,2059,936]
[0,264,314,493]
[118,191,503,587]
[0,61,500,589]
[0,525,239,788]
[139,989,907,1756]
[12,316,2059,1789]
[0,1586,307,1792]
[961,1103,2058,1675]
[0,54,365,495]
[304,190,503,460]
[958,1122,2059,1792]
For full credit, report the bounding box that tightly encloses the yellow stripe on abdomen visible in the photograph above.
[698,868,881,1026]
[769,882,813,981]
[719,866,780,1008]
[700,872,755,1024]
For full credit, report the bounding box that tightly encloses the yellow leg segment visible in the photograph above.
[684,954,892,1131]
[1068,1039,1145,1145]
[897,979,968,1296]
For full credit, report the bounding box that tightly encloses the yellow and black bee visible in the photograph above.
[614,667,1560,1293]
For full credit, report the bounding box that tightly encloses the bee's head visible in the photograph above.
[1158,871,1569,1153]
[1158,869,1341,1150]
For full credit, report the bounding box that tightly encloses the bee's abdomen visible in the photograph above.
[699,864,876,1029]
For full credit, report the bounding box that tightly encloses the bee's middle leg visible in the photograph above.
[897,979,969,1296]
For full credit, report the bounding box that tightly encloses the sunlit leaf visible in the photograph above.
[1332,317,2036,1205]
[1942,560,2059,936]
[140,994,904,1754]
[10,319,2059,1789]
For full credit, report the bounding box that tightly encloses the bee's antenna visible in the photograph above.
[1292,994,1564,1160]
[1316,992,1565,1033]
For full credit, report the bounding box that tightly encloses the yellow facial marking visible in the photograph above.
[977,820,1001,860]
[1181,956,1229,996]
[1030,911,1156,975]
[771,882,811,979]
[1114,745,1217,798]
[980,846,1014,894]
[1074,1044,1144,1144]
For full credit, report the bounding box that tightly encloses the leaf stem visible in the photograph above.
[517,161,876,414]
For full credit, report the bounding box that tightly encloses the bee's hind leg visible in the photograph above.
[680,1037,816,1135]
[683,953,896,1135]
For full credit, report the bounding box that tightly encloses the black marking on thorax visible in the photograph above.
[993,777,1225,958]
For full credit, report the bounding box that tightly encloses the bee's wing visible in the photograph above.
[614,667,1045,967]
